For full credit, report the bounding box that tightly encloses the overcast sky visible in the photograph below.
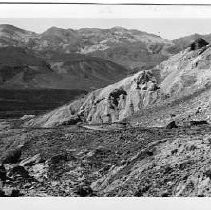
[1,4,211,39]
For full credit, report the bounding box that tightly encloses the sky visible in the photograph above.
[1,4,211,39]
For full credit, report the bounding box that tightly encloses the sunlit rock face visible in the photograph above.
[25,70,160,127]
[157,39,211,97]
[79,70,160,124]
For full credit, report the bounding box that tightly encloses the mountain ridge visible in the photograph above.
[0,24,175,69]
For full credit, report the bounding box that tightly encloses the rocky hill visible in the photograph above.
[25,38,211,128]
[24,69,160,127]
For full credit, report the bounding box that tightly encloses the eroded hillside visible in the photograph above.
[25,38,211,128]
[25,70,160,127]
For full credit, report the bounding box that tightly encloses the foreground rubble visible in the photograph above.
[1,121,211,196]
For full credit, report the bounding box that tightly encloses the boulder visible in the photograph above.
[0,164,6,183]
[61,116,82,126]
[0,190,5,197]
[20,115,35,120]
[10,189,21,197]
[20,154,42,166]
[1,145,24,164]
[8,165,30,179]
[87,147,111,159]
[74,184,94,197]
[4,188,21,197]
[108,87,127,109]
[48,152,76,165]
[166,121,178,129]
[30,163,48,182]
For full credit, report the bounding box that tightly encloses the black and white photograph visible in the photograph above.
[1,0,211,206]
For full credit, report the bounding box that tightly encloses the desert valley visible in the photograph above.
[1,23,211,196]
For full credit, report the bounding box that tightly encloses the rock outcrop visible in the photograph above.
[158,41,211,96]
[166,121,178,129]
[25,70,160,127]
[0,145,24,164]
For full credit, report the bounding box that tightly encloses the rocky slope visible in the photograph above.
[173,33,211,51]
[1,120,211,197]
[25,38,211,128]
[128,38,211,127]
[25,69,160,127]
[157,38,211,96]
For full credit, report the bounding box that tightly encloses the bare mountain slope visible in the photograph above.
[25,38,211,128]
[0,47,128,90]
[0,47,54,89]
[130,38,211,126]
[25,69,160,127]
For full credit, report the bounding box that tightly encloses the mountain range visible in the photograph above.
[2,24,211,119]
[1,24,211,90]
[3,24,211,197]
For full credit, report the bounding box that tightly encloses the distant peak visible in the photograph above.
[41,26,67,36]
[0,24,35,34]
[50,26,62,29]
[45,26,64,31]
[111,26,127,30]
[0,24,16,28]
[0,24,23,31]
